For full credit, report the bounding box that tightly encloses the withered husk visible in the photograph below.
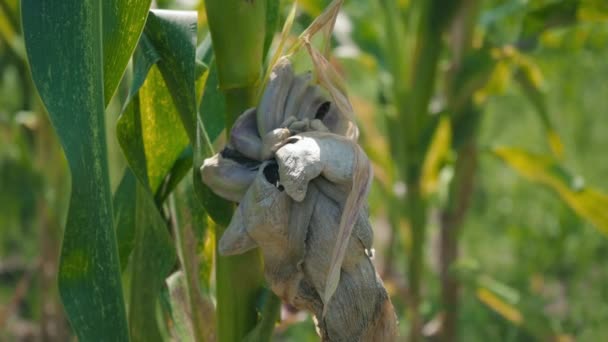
[201,59,397,341]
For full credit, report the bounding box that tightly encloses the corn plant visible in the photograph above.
[371,0,608,340]
[21,0,283,340]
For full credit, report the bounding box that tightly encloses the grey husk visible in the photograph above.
[201,59,397,341]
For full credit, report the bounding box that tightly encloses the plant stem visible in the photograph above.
[439,138,476,342]
[204,1,279,341]
[398,2,460,340]
[440,2,480,340]
[406,182,427,342]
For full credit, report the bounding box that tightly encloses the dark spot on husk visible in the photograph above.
[263,162,283,190]
[221,147,260,169]
[315,101,331,120]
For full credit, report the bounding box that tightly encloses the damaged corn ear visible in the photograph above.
[200,34,396,342]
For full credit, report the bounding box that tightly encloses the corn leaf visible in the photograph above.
[421,116,451,196]
[144,10,198,142]
[22,0,144,339]
[494,147,608,235]
[513,54,564,158]
[117,66,190,193]
[476,287,523,325]
[128,183,176,342]
[199,61,226,145]
[102,0,152,105]
[173,177,217,342]
[519,0,579,49]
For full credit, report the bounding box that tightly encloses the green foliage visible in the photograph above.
[21,0,143,339]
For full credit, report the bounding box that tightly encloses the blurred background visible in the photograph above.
[1,0,608,341]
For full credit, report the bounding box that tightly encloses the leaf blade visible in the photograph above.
[22,0,129,339]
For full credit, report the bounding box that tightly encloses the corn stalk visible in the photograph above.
[204,1,277,341]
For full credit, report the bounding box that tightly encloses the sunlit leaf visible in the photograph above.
[577,0,608,22]
[476,287,523,325]
[117,65,190,193]
[22,0,129,339]
[494,147,608,235]
[421,116,451,196]
[144,10,198,142]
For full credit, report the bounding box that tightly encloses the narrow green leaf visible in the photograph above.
[494,147,608,235]
[199,61,226,144]
[263,0,280,61]
[194,60,232,227]
[128,183,176,342]
[22,0,128,340]
[102,0,152,105]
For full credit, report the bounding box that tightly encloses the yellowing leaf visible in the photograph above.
[578,0,608,22]
[494,147,608,236]
[477,287,523,325]
[421,117,451,196]
[474,60,512,104]
[547,129,564,159]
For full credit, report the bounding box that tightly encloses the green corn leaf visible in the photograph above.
[117,65,190,193]
[144,10,198,142]
[102,0,152,105]
[513,58,564,158]
[243,288,282,342]
[199,61,226,144]
[420,116,451,196]
[128,183,176,342]
[263,0,280,61]
[155,146,194,205]
[22,0,130,339]
[194,59,232,227]
[494,147,608,236]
